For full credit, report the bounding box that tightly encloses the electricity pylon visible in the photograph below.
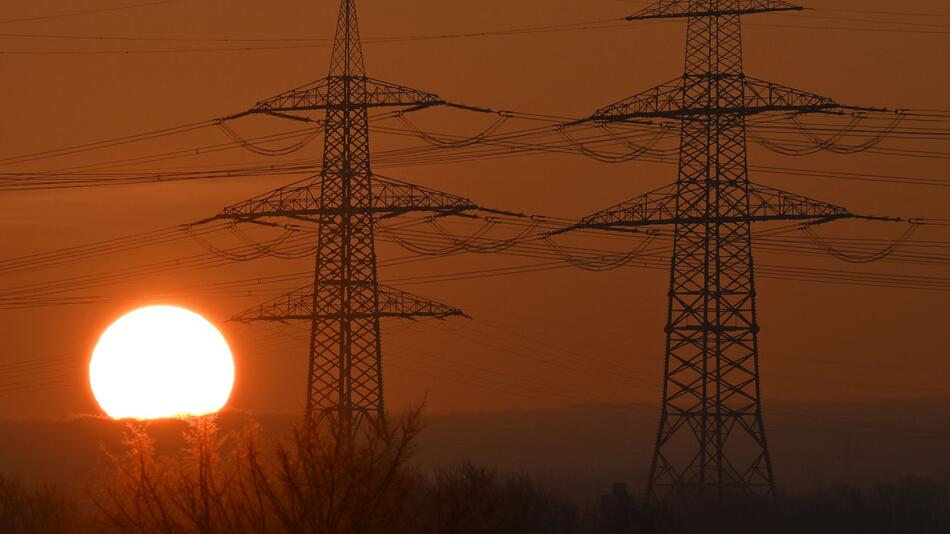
[205,0,479,434]
[563,0,871,502]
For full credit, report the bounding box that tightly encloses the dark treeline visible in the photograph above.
[1,411,948,533]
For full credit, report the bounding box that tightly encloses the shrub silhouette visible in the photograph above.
[93,411,422,533]
[0,474,77,533]
[412,461,578,534]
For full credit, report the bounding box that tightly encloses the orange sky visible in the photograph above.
[1,0,949,420]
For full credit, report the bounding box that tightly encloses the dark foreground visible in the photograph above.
[1,411,948,533]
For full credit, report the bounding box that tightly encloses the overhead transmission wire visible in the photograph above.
[798,13,950,29]
[5,199,945,305]
[748,22,950,36]
[0,32,333,44]
[6,311,945,439]
[375,219,950,291]
[0,325,310,399]
[0,17,633,55]
[0,111,400,187]
[18,126,322,175]
[745,7,950,37]
[0,216,426,295]
[377,225,947,292]
[452,319,661,387]
[229,283,950,439]
[394,123,950,186]
[1,262,950,426]
[442,319,950,415]
[4,107,950,191]
[377,114,950,165]
[216,119,324,157]
[0,119,218,169]
[799,223,922,264]
[0,302,944,437]
[816,7,950,18]
[0,0,184,26]
[1,106,605,189]
[227,320,654,417]
[456,302,950,403]
[5,349,944,441]
[0,349,89,399]
[380,251,950,292]
[4,356,944,441]
[0,223,225,275]
[445,324,658,390]
[0,356,83,399]
[0,218,480,307]
[0,16,627,43]
[370,137,950,194]
[6,9,950,56]
[0,163,320,191]
[755,235,950,269]
[255,321,659,417]
[465,296,950,404]
[369,110,950,170]
[0,102,336,175]
[0,230,311,305]
[0,101,948,304]
[4,212,950,309]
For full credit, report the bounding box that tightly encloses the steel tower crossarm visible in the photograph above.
[573,183,851,229]
[231,284,465,323]
[246,76,446,116]
[210,175,479,223]
[590,77,838,121]
[627,0,802,21]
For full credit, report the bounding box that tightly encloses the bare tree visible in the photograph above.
[93,410,423,534]
[245,410,422,534]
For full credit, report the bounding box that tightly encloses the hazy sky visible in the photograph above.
[1,0,949,420]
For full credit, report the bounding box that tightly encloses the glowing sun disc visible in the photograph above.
[89,305,235,420]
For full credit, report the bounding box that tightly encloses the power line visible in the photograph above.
[0,17,627,44]
[0,0,184,26]
[0,17,633,55]
[5,15,950,57]
[817,7,950,19]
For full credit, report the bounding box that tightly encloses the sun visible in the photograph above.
[89,305,235,420]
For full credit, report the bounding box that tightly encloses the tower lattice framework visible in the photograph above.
[206,0,482,434]
[567,0,868,501]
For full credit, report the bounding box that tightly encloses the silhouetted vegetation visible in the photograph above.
[4,414,950,533]
[90,412,422,533]
[594,478,950,534]
[412,461,578,534]
[88,411,580,533]
[0,474,77,533]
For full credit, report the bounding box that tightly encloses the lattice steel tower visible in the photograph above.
[566,0,866,501]
[206,0,481,433]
